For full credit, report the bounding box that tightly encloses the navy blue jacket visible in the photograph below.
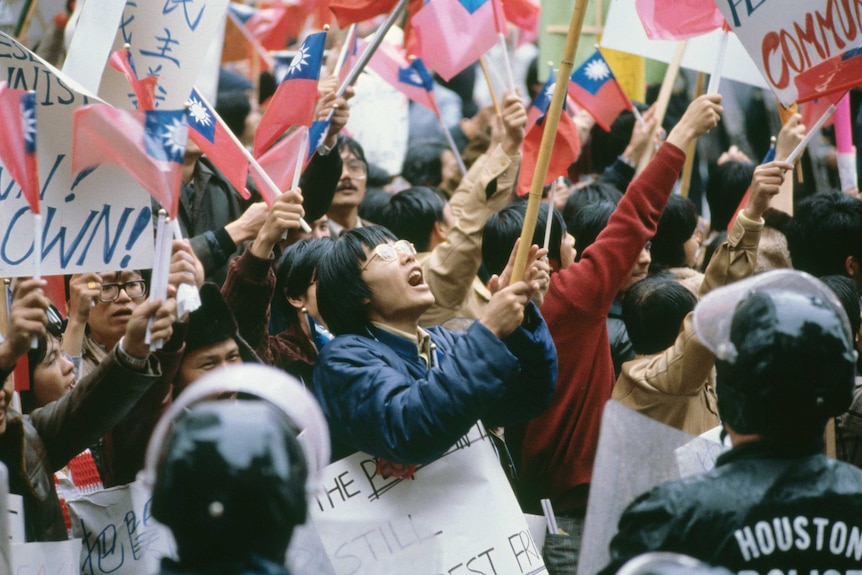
[313,304,558,464]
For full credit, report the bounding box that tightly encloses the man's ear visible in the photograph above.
[846,255,861,283]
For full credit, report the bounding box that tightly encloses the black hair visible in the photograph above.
[650,194,699,272]
[588,106,642,173]
[482,201,566,276]
[358,187,391,224]
[316,225,398,336]
[563,181,623,232]
[706,160,755,231]
[569,200,615,261]
[270,238,335,334]
[622,274,697,355]
[787,192,862,278]
[401,142,447,188]
[821,274,862,338]
[215,90,252,141]
[366,163,392,189]
[374,187,446,252]
[337,135,368,170]
[22,305,66,414]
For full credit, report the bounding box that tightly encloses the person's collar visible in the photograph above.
[369,323,434,367]
[716,435,825,467]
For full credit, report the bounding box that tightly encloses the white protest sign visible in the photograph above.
[675,433,725,478]
[97,0,230,110]
[68,479,176,575]
[11,538,81,574]
[713,0,862,106]
[601,0,768,90]
[310,425,547,575]
[0,463,10,574]
[6,494,24,544]
[62,0,127,95]
[0,32,154,278]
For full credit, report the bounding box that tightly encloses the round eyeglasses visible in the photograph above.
[360,240,416,271]
[100,280,148,303]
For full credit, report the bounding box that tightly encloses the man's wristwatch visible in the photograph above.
[116,336,148,370]
[317,142,333,156]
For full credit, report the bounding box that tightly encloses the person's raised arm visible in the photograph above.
[0,279,49,377]
[665,94,723,152]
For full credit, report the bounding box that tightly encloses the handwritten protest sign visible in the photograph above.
[310,424,547,575]
[11,539,81,574]
[601,0,767,89]
[675,432,725,478]
[97,0,230,110]
[713,0,862,106]
[68,480,176,575]
[0,32,154,278]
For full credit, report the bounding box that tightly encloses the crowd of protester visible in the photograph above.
[2,26,862,575]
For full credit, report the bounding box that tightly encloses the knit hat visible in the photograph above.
[185,283,258,363]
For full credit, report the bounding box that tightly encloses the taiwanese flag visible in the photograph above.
[0,85,40,214]
[410,0,504,81]
[337,24,359,86]
[567,49,633,132]
[362,38,440,114]
[251,119,329,205]
[329,0,399,27]
[108,46,158,111]
[72,106,188,219]
[635,0,725,40]
[187,89,250,199]
[518,72,581,196]
[794,47,862,104]
[254,30,327,157]
[227,3,300,51]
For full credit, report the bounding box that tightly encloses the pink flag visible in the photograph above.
[361,38,440,114]
[567,50,633,132]
[410,0,500,81]
[502,0,540,32]
[329,0,399,27]
[0,84,40,214]
[187,89,250,199]
[108,47,158,111]
[251,127,306,206]
[254,30,327,157]
[72,105,188,218]
[635,0,725,40]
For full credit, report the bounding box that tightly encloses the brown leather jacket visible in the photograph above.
[0,350,160,541]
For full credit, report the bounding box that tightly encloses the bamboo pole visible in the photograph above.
[479,56,502,115]
[680,72,706,198]
[14,0,40,39]
[637,41,688,173]
[511,0,590,283]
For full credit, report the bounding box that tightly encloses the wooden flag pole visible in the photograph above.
[680,71,706,198]
[510,0,589,283]
[479,56,502,115]
[637,40,688,173]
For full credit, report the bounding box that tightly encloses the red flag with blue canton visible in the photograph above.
[72,106,188,218]
[108,46,158,111]
[227,3,302,51]
[329,0,399,27]
[254,30,327,157]
[635,0,725,40]
[250,119,327,206]
[794,47,862,104]
[362,38,440,114]
[187,89,250,199]
[518,71,580,196]
[0,84,40,214]
[410,0,503,81]
[567,49,632,132]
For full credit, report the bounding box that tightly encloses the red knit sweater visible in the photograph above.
[516,143,686,513]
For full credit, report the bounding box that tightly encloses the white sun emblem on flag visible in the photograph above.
[287,45,310,76]
[188,97,212,127]
[22,104,36,146]
[162,118,188,161]
[585,59,611,82]
[544,82,556,100]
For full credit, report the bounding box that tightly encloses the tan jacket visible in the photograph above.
[419,144,520,326]
[612,212,764,435]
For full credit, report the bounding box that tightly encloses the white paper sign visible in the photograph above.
[97,0,230,110]
[310,425,547,575]
[712,0,862,106]
[11,538,82,574]
[0,32,153,278]
[68,480,176,575]
[601,0,769,90]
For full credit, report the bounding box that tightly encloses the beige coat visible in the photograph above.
[612,212,764,435]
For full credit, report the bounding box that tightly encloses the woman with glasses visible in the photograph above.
[312,225,557,468]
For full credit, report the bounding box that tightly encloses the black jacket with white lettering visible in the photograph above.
[600,440,862,574]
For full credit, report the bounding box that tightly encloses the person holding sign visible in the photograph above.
[0,278,176,541]
[313,225,557,467]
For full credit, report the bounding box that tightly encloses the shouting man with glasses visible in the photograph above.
[313,225,558,475]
